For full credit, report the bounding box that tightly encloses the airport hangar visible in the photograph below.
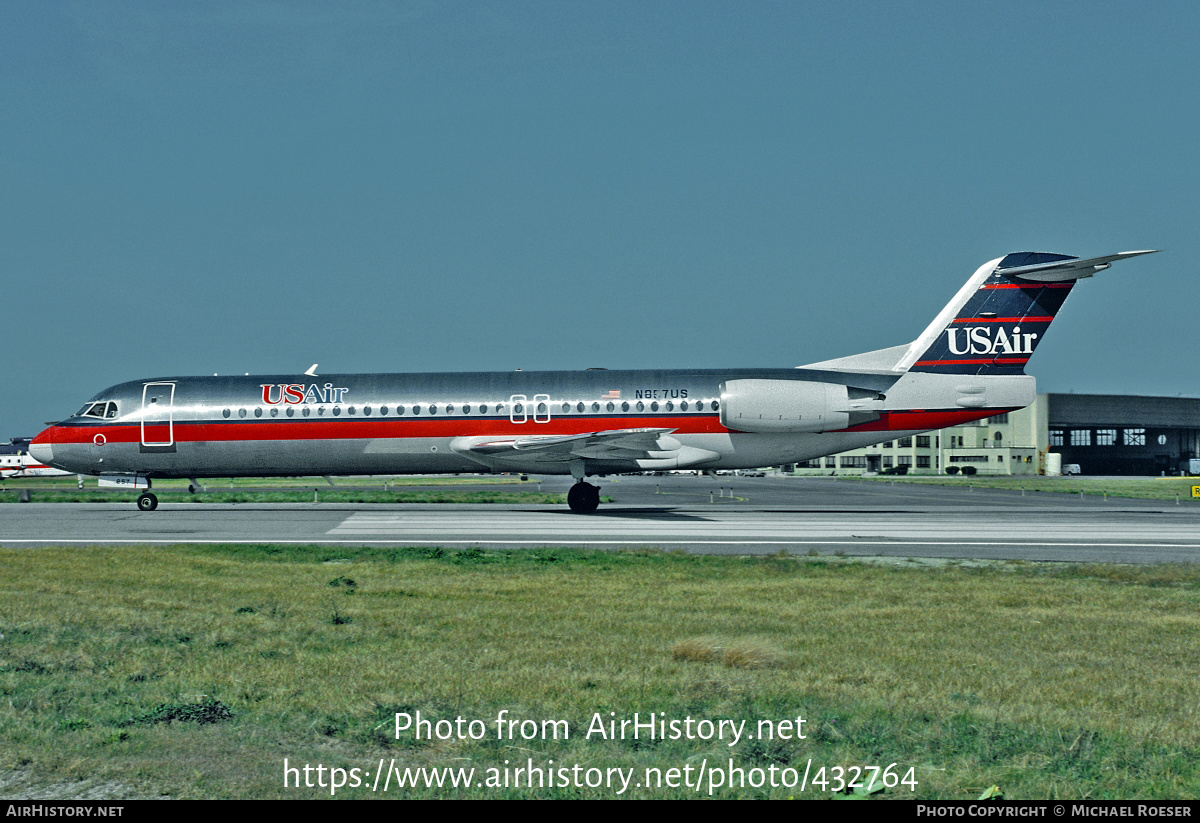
[793,393,1200,477]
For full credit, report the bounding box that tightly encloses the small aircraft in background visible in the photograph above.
[0,438,73,478]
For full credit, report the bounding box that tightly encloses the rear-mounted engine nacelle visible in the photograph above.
[720,379,852,433]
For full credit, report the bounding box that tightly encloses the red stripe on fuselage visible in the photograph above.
[832,408,1017,433]
[35,415,732,445]
[37,407,1019,444]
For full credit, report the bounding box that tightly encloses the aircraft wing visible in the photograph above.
[455,428,682,461]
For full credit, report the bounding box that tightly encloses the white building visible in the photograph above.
[794,396,1049,476]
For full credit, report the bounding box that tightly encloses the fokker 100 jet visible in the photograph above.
[30,250,1156,512]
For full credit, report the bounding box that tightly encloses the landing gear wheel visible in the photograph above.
[567,481,600,514]
[137,492,158,512]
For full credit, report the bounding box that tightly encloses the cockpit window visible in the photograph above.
[78,402,118,419]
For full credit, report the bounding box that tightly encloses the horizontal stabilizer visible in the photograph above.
[997,250,1158,282]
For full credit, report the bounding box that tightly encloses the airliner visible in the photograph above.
[29,250,1156,512]
[0,439,72,478]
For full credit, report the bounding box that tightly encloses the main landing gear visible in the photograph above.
[567,481,600,514]
[137,492,158,511]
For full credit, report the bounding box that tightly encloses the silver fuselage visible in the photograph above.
[30,366,1019,479]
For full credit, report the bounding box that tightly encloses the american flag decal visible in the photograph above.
[601,389,621,399]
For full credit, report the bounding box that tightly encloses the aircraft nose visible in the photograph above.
[28,439,54,465]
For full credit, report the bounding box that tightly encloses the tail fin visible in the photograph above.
[893,250,1158,375]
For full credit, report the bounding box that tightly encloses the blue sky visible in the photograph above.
[3,1,1195,436]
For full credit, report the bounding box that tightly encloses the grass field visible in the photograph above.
[3,545,1199,799]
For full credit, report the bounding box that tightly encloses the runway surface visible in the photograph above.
[3,476,1198,563]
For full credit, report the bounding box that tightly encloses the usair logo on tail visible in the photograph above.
[946,326,1039,356]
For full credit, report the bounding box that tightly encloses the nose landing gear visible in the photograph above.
[137,492,158,511]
